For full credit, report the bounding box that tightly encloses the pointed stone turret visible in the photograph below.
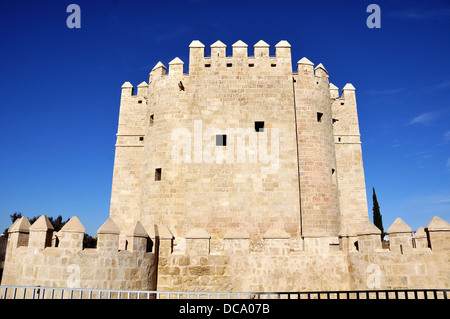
[342,83,356,91]
[359,220,382,236]
[254,40,270,57]
[189,40,205,74]
[387,218,412,253]
[425,216,450,251]
[59,216,85,250]
[211,40,227,59]
[97,218,120,252]
[314,63,328,77]
[330,83,339,99]
[414,227,428,249]
[275,40,291,59]
[341,83,356,100]
[126,221,149,252]
[98,218,120,235]
[357,220,382,252]
[147,224,174,256]
[29,215,54,249]
[8,216,31,234]
[426,216,450,231]
[254,40,270,47]
[297,57,314,66]
[168,57,184,75]
[137,81,148,95]
[297,57,314,75]
[151,61,167,76]
[388,217,412,234]
[61,216,85,233]
[232,40,248,57]
[211,40,226,48]
[121,81,133,97]
[189,40,205,48]
[7,217,31,250]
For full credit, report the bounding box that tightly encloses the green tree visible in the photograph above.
[372,187,384,237]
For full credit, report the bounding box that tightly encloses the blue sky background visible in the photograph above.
[0,0,449,236]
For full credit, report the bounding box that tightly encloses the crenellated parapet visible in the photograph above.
[154,216,449,292]
[153,215,450,258]
[1,216,157,290]
[145,40,295,78]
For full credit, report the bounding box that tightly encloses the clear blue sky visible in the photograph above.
[0,0,449,236]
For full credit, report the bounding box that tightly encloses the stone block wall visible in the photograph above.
[1,215,449,292]
[1,216,157,291]
[156,216,449,292]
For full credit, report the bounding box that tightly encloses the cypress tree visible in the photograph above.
[372,187,384,236]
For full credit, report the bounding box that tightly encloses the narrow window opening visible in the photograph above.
[338,137,341,142]
[155,168,162,181]
[205,64,211,68]
[216,134,227,146]
[139,136,144,141]
[332,168,335,175]
[255,121,265,132]
[248,63,254,67]
[317,112,323,122]
[271,63,276,67]
[226,63,232,67]
[332,118,339,124]
[150,114,154,125]
[138,100,143,104]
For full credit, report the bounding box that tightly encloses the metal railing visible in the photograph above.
[0,285,448,300]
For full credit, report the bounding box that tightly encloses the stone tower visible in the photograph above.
[109,40,368,249]
[2,40,449,293]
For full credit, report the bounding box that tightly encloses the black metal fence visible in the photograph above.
[0,285,448,300]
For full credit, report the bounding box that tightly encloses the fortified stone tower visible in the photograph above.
[109,39,368,251]
[2,41,448,293]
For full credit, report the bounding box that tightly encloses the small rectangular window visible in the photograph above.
[338,137,341,142]
[150,114,154,125]
[139,136,144,141]
[317,112,323,122]
[271,63,276,67]
[216,135,227,146]
[155,168,161,181]
[248,63,254,67]
[205,63,211,67]
[138,100,143,104]
[255,121,265,132]
[226,63,232,67]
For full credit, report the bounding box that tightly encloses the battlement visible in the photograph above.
[2,216,157,290]
[5,215,156,254]
[155,216,449,292]
[3,214,449,292]
[154,215,450,257]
